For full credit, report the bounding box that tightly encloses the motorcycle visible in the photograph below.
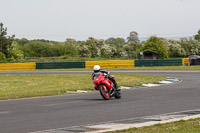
[93,73,121,100]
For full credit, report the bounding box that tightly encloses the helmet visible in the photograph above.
[93,65,100,72]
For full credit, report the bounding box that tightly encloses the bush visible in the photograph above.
[7,49,24,62]
[58,45,78,57]
[0,52,6,62]
[22,41,59,57]
[140,36,168,59]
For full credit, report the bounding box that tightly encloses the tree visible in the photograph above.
[0,23,7,52]
[7,41,24,61]
[85,37,99,58]
[15,38,29,46]
[0,52,6,62]
[105,37,125,48]
[22,41,59,57]
[58,44,78,57]
[194,30,200,41]
[0,23,15,57]
[65,38,77,46]
[81,37,106,58]
[100,44,113,58]
[78,43,91,57]
[112,48,126,58]
[162,39,186,58]
[127,31,139,43]
[77,37,121,58]
[123,42,142,59]
[168,42,186,58]
[140,36,168,59]
[180,38,200,56]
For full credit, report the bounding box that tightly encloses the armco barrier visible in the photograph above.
[85,60,134,68]
[0,58,187,70]
[36,62,85,69]
[135,59,182,67]
[0,63,36,70]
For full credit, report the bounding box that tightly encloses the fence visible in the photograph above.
[0,63,36,70]
[36,62,85,69]
[0,58,190,70]
[85,60,135,68]
[135,59,182,67]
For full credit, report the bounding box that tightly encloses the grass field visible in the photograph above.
[107,118,200,133]
[0,74,166,100]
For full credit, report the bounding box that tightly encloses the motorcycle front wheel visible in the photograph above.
[99,86,110,100]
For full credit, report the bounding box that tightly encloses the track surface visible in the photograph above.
[0,71,200,133]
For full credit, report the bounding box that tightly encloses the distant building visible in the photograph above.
[139,50,158,59]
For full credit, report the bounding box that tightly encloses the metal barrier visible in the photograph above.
[36,62,85,69]
[0,58,189,70]
[0,63,36,70]
[135,59,182,67]
[85,60,135,68]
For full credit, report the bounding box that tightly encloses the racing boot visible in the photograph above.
[112,80,121,92]
[94,87,98,90]
[115,84,121,92]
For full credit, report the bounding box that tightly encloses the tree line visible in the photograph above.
[0,22,200,62]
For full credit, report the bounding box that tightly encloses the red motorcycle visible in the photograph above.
[93,73,121,100]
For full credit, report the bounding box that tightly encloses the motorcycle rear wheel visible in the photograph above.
[99,86,110,100]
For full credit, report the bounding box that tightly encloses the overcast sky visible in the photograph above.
[1,0,200,41]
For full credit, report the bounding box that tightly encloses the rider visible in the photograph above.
[92,65,120,91]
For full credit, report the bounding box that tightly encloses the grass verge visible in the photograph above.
[107,118,200,133]
[0,74,166,100]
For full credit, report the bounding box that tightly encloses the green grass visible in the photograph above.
[23,57,128,63]
[0,74,166,100]
[107,118,200,133]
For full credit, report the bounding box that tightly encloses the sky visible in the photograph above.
[0,0,200,41]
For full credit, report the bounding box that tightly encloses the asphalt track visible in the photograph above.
[0,71,200,133]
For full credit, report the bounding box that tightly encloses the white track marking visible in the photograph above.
[0,111,10,115]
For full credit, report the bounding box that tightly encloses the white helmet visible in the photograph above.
[93,65,100,72]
